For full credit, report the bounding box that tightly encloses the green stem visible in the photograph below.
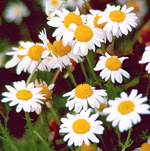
[101,43,105,54]
[99,135,107,151]
[121,129,132,151]
[66,65,77,87]
[33,130,52,151]
[83,0,92,10]
[25,112,37,151]
[86,55,101,87]
[80,61,88,82]
[26,59,42,86]
[115,127,121,144]
[50,103,61,125]
[0,121,19,151]
[108,80,117,99]
[146,74,150,96]
[111,36,116,55]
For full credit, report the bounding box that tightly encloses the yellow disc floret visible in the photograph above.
[140,142,150,151]
[17,45,26,60]
[64,12,82,28]
[81,142,96,151]
[52,39,72,57]
[28,45,45,61]
[109,10,126,22]
[118,100,135,114]
[16,90,33,101]
[75,84,93,99]
[105,56,122,71]
[94,15,107,29]
[50,0,59,6]
[75,25,93,42]
[72,119,90,134]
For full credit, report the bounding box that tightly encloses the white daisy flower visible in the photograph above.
[139,46,150,74]
[16,41,50,75]
[5,41,28,69]
[98,4,137,36]
[59,109,104,146]
[69,22,105,56]
[1,80,44,113]
[94,52,130,83]
[45,0,63,16]
[39,28,82,71]
[47,7,85,46]
[87,9,122,43]
[103,89,150,132]
[3,1,30,24]
[133,137,150,151]
[63,83,107,113]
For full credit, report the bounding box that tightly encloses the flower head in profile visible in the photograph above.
[1,80,44,113]
[94,52,130,83]
[47,7,85,46]
[59,109,104,146]
[98,4,137,36]
[39,28,82,71]
[103,89,150,132]
[63,83,107,113]
[16,41,50,75]
[3,1,30,24]
[69,22,105,56]
[139,46,150,74]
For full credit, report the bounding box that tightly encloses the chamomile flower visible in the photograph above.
[39,29,82,71]
[1,80,44,113]
[94,52,130,83]
[47,7,85,46]
[59,109,104,146]
[98,4,137,36]
[63,83,107,113]
[16,42,50,75]
[5,41,28,69]
[3,1,30,24]
[139,46,150,74]
[45,0,63,16]
[69,23,105,56]
[103,89,150,132]
[87,9,122,43]
[134,137,150,151]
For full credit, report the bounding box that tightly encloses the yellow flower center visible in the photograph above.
[75,84,93,99]
[140,142,150,151]
[105,56,122,71]
[94,15,107,28]
[118,100,134,114]
[81,142,96,151]
[64,12,82,28]
[72,119,90,134]
[50,0,59,6]
[96,103,107,112]
[28,45,45,61]
[38,86,51,103]
[16,89,33,101]
[17,46,26,60]
[109,10,126,22]
[74,25,93,42]
[52,39,72,57]
[14,6,22,15]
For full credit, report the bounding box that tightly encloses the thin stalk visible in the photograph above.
[86,55,101,87]
[33,130,52,151]
[80,61,88,82]
[101,43,105,54]
[111,36,116,55]
[66,65,77,87]
[83,0,92,10]
[25,112,37,151]
[26,59,42,86]
[121,129,132,151]
[0,121,19,151]
[146,74,150,96]
[99,135,107,151]
[50,103,61,125]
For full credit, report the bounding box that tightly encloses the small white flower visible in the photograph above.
[94,52,130,83]
[139,46,150,74]
[1,80,44,113]
[3,2,30,24]
[59,109,104,146]
[63,83,107,113]
[98,4,137,36]
[103,89,150,132]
